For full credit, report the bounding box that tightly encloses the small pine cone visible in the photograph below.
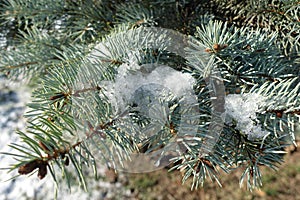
[213,44,221,51]
[205,48,213,53]
[38,163,48,179]
[276,111,283,118]
[18,160,39,175]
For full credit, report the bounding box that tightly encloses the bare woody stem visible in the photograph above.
[49,85,102,100]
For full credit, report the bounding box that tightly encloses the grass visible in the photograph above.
[122,145,300,200]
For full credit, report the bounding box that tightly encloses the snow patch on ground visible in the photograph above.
[0,77,128,200]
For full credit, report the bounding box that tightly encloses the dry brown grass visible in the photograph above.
[122,145,300,200]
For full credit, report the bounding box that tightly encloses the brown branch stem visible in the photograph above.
[5,61,39,70]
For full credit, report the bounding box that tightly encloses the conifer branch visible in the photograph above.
[0,0,299,197]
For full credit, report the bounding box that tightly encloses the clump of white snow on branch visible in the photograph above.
[103,61,197,115]
[225,93,269,140]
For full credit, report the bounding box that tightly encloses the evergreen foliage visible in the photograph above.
[0,0,299,196]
